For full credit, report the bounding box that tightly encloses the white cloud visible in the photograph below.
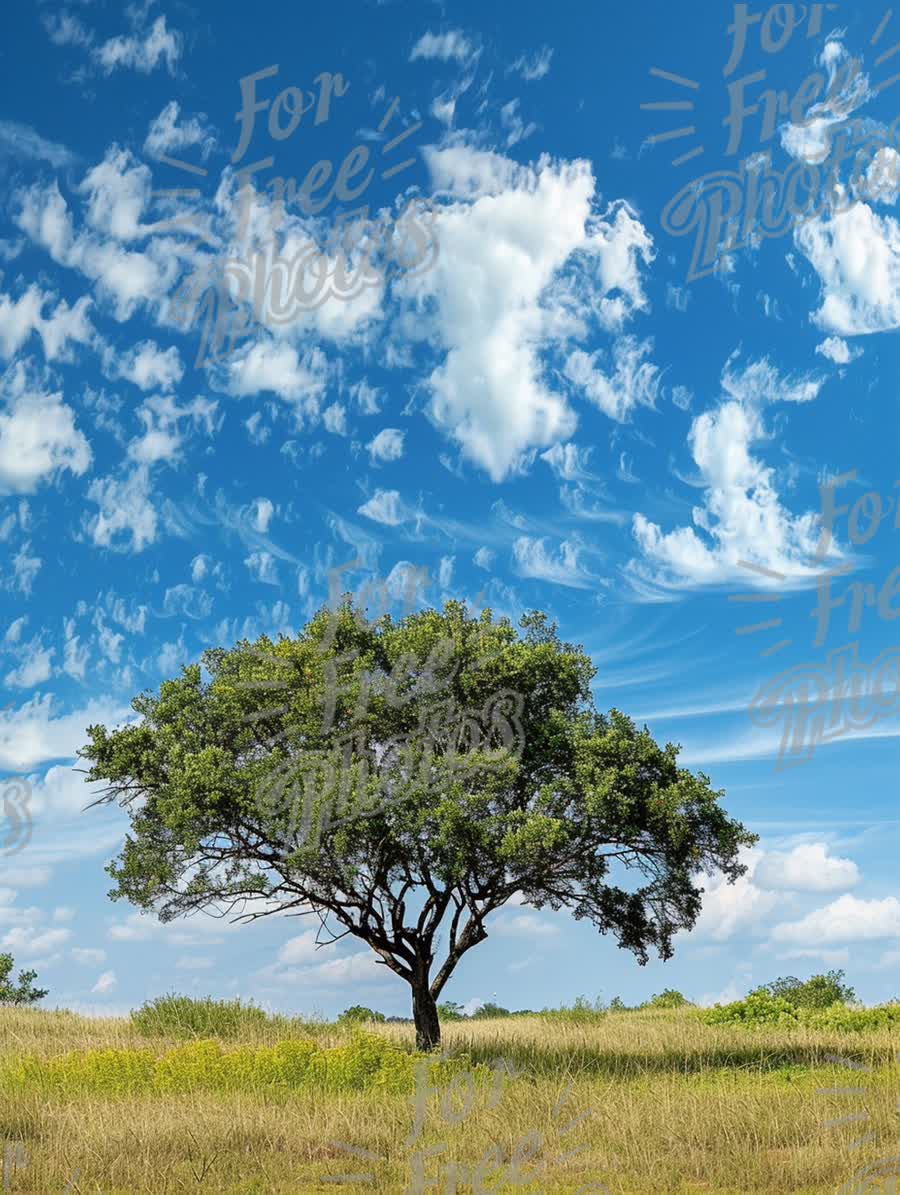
[491,913,559,938]
[253,498,274,533]
[512,536,593,588]
[144,100,214,159]
[368,428,405,464]
[2,926,73,956]
[564,335,660,421]
[225,341,327,414]
[91,969,118,994]
[357,489,410,526]
[406,146,654,480]
[796,199,900,335]
[0,286,93,362]
[85,466,158,552]
[753,843,860,893]
[815,336,856,365]
[410,30,475,63]
[772,894,900,945]
[72,948,106,965]
[508,46,553,81]
[0,364,91,495]
[244,551,279,585]
[278,931,319,965]
[631,381,825,590]
[96,15,182,75]
[0,121,76,168]
[107,340,183,391]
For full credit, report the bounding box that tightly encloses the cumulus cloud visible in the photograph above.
[408,145,655,480]
[753,843,860,893]
[795,199,900,335]
[630,355,829,590]
[368,428,405,464]
[357,489,413,526]
[0,366,91,495]
[85,466,158,552]
[772,894,900,945]
[106,340,183,391]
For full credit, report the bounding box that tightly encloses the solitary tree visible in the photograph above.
[79,598,755,1050]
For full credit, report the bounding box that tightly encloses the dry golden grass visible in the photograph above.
[1,1005,899,1193]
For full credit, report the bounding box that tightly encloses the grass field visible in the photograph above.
[1,1003,898,1193]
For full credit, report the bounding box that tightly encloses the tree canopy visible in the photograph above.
[79,597,755,1049]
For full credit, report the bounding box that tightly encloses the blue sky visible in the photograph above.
[1,0,900,1018]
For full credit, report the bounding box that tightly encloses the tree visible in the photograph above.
[79,597,755,1051]
[0,953,47,1005]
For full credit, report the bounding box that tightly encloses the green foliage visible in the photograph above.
[3,1030,484,1098]
[79,595,755,1048]
[0,953,47,1005]
[470,1001,511,1019]
[701,989,899,1032]
[751,970,856,1010]
[130,994,312,1039]
[643,989,691,1009]
[437,1000,466,1021]
[540,995,609,1023]
[337,1005,386,1024]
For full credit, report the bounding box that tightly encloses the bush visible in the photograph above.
[337,1005,386,1025]
[701,990,900,1032]
[643,989,690,1010]
[437,1001,466,1021]
[751,970,856,1010]
[130,994,310,1039]
[470,1001,511,1019]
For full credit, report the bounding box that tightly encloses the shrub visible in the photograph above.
[337,1005,386,1024]
[130,994,309,1039]
[701,991,900,1032]
[470,1001,511,1019]
[437,1001,466,1021]
[751,970,856,1010]
[643,989,690,1010]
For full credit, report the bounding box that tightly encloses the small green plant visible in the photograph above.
[337,1005,386,1025]
[0,953,47,1005]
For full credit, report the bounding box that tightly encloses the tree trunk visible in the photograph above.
[411,978,441,1051]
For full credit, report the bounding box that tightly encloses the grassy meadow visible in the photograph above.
[1,999,899,1193]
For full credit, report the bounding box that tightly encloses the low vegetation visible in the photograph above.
[1,975,898,1192]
